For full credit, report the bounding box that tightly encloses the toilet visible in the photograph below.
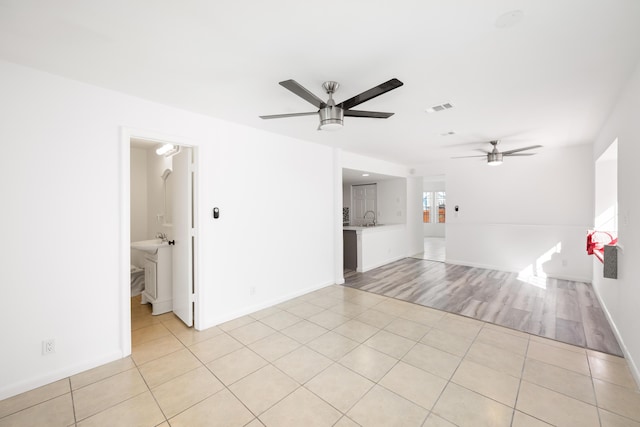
[130,265,145,296]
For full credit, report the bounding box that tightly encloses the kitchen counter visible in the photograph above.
[343,224,407,272]
[343,224,404,232]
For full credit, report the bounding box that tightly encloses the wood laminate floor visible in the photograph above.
[345,257,623,356]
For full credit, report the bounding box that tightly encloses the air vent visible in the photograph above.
[426,102,454,113]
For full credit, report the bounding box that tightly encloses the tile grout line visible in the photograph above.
[510,330,531,426]
[155,323,253,424]
[68,377,77,426]
[248,295,424,424]
[424,317,484,426]
[144,314,241,424]
[586,354,604,427]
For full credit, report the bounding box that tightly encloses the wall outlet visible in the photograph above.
[562,259,568,267]
[42,339,55,355]
[249,286,256,296]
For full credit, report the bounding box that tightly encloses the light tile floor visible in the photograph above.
[2,286,640,426]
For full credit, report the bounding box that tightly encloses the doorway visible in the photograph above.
[412,176,446,262]
[120,129,199,356]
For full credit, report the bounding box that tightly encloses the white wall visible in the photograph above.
[130,148,147,243]
[200,125,336,327]
[377,178,406,225]
[0,60,336,399]
[592,60,640,384]
[358,226,407,272]
[445,144,593,282]
[594,144,617,231]
[423,179,446,237]
[342,151,409,177]
[406,177,424,257]
[145,148,172,239]
[342,183,351,211]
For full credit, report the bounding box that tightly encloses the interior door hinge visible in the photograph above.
[190,228,196,237]
[189,293,196,303]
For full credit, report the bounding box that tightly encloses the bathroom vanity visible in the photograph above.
[131,239,173,315]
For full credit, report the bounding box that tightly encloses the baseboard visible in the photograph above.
[198,279,337,331]
[445,258,592,283]
[592,286,640,389]
[0,350,123,401]
[358,255,406,273]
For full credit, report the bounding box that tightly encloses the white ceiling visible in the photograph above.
[2,0,640,166]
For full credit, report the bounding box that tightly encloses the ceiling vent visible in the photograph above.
[426,102,454,113]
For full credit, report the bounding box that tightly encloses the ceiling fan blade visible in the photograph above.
[501,144,542,155]
[338,78,403,110]
[279,80,326,109]
[451,154,487,159]
[503,153,536,156]
[344,110,394,118]
[259,112,318,119]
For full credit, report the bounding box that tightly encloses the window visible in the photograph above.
[422,192,432,223]
[423,191,445,223]
[436,191,446,223]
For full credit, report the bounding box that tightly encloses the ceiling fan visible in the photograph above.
[453,140,542,166]
[259,78,403,131]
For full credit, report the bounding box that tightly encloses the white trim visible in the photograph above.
[0,351,122,401]
[120,127,202,344]
[119,128,132,357]
[333,148,345,285]
[445,258,592,283]
[199,280,337,330]
[358,255,407,273]
[191,146,201,330]
[592,274,640,388]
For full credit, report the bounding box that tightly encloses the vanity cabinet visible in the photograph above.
[144,258,157,300]
[141,246,173,315]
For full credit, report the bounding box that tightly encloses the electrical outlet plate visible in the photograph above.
[42,339,55,355]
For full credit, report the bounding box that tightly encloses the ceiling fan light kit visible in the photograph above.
[260,78,403,131]
[319,107,343,130]
[487,152,503,165]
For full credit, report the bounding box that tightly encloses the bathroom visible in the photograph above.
[130,138,175,276]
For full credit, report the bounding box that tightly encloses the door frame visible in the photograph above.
[119,127,200,356]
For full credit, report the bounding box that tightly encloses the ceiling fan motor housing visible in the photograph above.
[319,81,344,130]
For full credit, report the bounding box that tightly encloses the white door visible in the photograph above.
[352,184,377,224]
[172,147,194,326]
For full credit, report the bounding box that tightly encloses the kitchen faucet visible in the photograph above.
[155,232,168,242]
[363,210,376,226]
